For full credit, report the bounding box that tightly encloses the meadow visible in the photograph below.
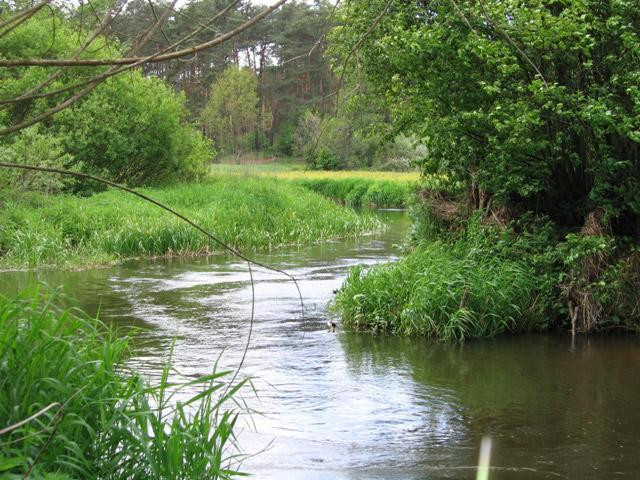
[0,176,381,269]
[210,161,420,208]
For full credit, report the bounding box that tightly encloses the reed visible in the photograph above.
[0,176,381,269]
[0,287,245,479]
[332,231,544,341]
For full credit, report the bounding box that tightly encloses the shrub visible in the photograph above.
[58,73,212,187]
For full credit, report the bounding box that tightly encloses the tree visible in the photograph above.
[330,0,640,237]
[201,66,268,154]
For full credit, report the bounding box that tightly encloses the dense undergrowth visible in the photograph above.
[0,176,381,269]
[0,288,244,479]
[333,203,640,340]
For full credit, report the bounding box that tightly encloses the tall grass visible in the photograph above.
[292,178,411,208]
[0,176,381,269]
[332,226,545,341]
[209,161,422,207]
[0,288,245,479]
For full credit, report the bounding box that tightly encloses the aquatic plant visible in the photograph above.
[332,224,544,341]
[0,287,245,479]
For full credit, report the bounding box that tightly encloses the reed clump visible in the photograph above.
[0,287,245,479]
[332,221,544,341]
[0,176,381,269]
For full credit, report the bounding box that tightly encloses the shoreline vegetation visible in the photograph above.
[0,288,245,479]
[0,172,385,270]
[210,162,419,208]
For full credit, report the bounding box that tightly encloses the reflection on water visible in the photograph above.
[1,210,639,479]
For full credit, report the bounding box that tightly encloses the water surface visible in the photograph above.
[2,210,639,479]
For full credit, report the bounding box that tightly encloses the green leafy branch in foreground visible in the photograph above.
[0,287,246,479]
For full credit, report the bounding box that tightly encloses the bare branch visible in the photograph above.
[0,0,51,31]
[10,0,125,103]
[0,0,241,106]
[0,0,288,67]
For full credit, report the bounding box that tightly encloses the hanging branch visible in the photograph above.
[0,0,288,67]
[333,0,393,109]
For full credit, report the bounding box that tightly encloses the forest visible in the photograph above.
[1,0,639,478]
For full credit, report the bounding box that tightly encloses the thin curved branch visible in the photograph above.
[11,0,125,103]
[0,0,240,106]
[0,162,305,330]
[334,0,393,109]
[0,0,51,32]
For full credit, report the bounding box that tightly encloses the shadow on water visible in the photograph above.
[1,210,639,479]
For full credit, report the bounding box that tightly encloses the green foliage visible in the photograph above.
[330,0,640,233]
[0,6,211,188]
[0,177,381,268]
[0,287,244,479]
[294,177,410,208]
[293,106,425,170]
[201,67,269,155]
[58,73,212,186]
[333,221,545,341]
[0,126,76,194]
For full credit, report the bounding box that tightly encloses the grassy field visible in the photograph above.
[0,288,244,479]
[0,176,381,269]
[210,161,420,208]
[210,161,419,181]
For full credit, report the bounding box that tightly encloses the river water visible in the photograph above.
[2,210,640,479]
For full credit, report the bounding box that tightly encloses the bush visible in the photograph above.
[0,126,76,194]
[58,73,212,187]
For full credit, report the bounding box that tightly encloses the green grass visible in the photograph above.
[290,178,411,208]
[0,176,382,269]
[332,229,545,341]
[0,287,245,479]
[210,161,421,207]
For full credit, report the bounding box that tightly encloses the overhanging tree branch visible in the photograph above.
[0,0,287,67]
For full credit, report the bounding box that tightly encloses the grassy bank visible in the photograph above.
[0,176,381,269]
[0,288,244,478]
[333,204,640,340]
[332,225,545,341]
[211,162,420,208]
[291,178,410,208]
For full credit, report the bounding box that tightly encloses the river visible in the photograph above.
[2,210,639,479]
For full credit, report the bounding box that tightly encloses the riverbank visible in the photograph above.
[332,203,640,340]
[0,176,382,270]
